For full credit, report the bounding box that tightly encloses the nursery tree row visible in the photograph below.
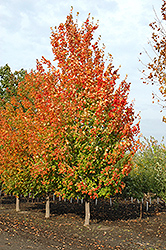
[0,9,141,225]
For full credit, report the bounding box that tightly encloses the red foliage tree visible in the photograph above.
[47,9,140,225]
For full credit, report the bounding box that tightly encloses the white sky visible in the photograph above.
[0,0,165,143]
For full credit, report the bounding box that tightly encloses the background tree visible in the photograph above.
[122,136,166,218]
[0,64,26,108]
[122,136,166,219]
[141,0,166,121]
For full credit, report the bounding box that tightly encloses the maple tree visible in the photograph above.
[0,88,35,211]
[16,68,63,217]
[141,0,166,121]
[0,65,30,207]
[0,65,32,211]
[47,9,140,225]
[0,69,61,216]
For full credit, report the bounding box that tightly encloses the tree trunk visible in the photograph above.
[16,196,20,212]
[45,195,50,218]
[84,200,90,226]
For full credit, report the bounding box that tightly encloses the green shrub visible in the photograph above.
[122,136,166,201]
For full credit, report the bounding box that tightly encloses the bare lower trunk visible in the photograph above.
[84,200,90,226]
[16,196,20,212]
[45,195,50,218]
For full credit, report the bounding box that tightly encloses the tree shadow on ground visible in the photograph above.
[2,196,165,223]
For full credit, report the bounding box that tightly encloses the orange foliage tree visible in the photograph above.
[0,76,36,211]
[0,65,29,204]
[0,68,62,216]
[44,9,140,225]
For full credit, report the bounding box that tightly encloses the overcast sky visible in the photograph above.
[1,0,165,143]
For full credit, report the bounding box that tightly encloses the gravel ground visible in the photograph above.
[0,196,166,249]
